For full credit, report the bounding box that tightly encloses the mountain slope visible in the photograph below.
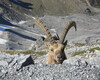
[0,0,94,17]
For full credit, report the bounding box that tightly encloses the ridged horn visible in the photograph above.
[34,18,55,44]
[59,21,77,43]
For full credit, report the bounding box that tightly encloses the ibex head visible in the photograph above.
[34,18,77,64]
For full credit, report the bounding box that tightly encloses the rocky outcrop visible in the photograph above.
[0,52,34,68]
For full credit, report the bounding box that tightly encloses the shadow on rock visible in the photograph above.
[6,29,36,41]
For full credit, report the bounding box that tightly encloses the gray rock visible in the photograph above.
[64,49,100,67]
[1,63,100,80]
[0,8,3,14]
[0,61,8,66]
[0,14,100,50]
[8,53,34,69]
[0,52,34,70]
[0,51,100,80]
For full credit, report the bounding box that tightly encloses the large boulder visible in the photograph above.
[0,52,34,73]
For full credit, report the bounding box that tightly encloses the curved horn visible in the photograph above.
[34,18,55,44]
[59,21,77,43]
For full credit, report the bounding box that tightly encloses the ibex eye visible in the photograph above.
[51,49,54,52]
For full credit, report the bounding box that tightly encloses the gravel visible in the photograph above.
[1,60,100,80]
[0,47,100,80]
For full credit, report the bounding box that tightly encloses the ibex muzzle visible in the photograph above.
[34,19,77,64]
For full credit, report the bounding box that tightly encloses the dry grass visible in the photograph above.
[74,43,86,47]
[72,50,86,56]
[89,47,100,52]
[72,47,100,56]
[0,50,47,55]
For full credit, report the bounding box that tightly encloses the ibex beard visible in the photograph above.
[46,42,66,64]
[34,18,77,64]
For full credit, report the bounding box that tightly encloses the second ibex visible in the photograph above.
[34,18,77,64]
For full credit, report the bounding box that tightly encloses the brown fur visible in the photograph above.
[46,43,66,64]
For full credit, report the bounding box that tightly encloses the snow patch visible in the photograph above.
[24,14,36,20]
[0,38,8,44]
[18,21,27,24]
[32,17,36,19]
[50,29,56,32]
[32,33,46,38]
[0,24,15,29]
[91,18,99,21]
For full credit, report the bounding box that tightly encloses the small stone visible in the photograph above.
[0,61,8,66]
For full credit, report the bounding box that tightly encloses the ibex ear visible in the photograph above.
[63,40,68,48]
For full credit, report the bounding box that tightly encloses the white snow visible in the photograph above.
[0,38,8,44]
[24,14,36,19]
[0,25,15,29]
[91,18,99,21]
[18,21,27,24]
[50,29,56,32]
[32,33,47,38]
[32,17,36,19]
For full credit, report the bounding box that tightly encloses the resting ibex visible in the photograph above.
[34,18,77,64]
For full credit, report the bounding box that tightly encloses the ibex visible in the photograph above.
[34,18,77,64]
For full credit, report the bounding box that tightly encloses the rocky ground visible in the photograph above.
[0,42,100,80]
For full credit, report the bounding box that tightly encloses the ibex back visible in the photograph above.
[34,19,77,64]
